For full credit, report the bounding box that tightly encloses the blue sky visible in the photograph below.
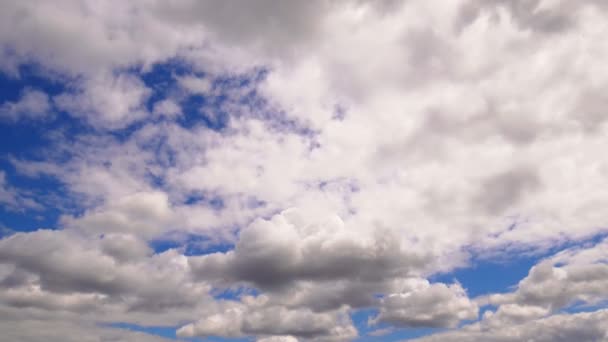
[1,1,608,342]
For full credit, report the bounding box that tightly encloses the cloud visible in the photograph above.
[0,88,51,122]
[479,238,608,313]
[177,75,213,95]
[152,99,182,118]
[54,73,151,129]
[185,209,477,338]
[412,309,608,342]
[0,319,174,342]
[61,191,173,238]
[414,238,608,340]
[189,209,432,290]
[371,280,478,328]
[177,298,357,341]
[0,229,210,321]
[257,336,299,342]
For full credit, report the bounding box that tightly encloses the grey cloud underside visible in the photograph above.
[189,210,430,290]
[2,0,608,341]
[0,230,209,316]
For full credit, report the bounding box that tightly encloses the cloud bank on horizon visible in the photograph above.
[1,0,608,341]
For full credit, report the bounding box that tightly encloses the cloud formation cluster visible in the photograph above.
[1,0,608,341]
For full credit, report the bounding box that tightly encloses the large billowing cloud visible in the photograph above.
[1,0,608,341]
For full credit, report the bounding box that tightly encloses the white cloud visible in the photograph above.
[54,73,151,129]
[152,99,182,118]
[177,296,357,341]
[177,75,212,95]
[257,336,299,342]
[61,191,172,238]
[189,209,434,289]
[371,280,478,328]
[0,229,211,324]
[0,88,51,122]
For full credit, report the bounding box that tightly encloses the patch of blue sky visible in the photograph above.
[0,65,68,156]
[139,58,198,108]
[149,232,234,256]
[0,65,81,231]
[561,300,608,315]
[210,286,260,301]
[379,328,446,342]
[138,60,267,132]
[0,192,65,233]
[350,308,378,338]
[183,192,225,211]
[0,60,260,233]
[107,322,180,340]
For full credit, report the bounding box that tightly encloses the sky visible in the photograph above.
[1,1,608,341]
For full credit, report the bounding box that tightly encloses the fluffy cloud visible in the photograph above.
[177,297,357,341]
[0,229,210,323]
[189,209,432,289]
[183,210,476,339]
[371,280,478,328]
[54,73,151,129]
[61,191,173,238]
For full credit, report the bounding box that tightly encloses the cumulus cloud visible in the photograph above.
[183,210,476,339]
[371,280,478,328]
[0,229,210,322]
[189,209,431,290]
[177,297,357,341]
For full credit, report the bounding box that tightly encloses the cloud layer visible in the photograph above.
[1,0,608,341]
